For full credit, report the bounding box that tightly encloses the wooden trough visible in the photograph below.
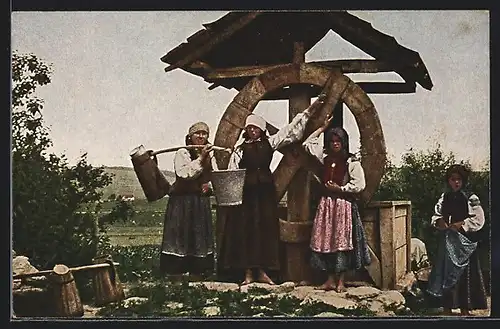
[13,256,125,317]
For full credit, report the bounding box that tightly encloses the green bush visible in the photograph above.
[11,51,134,270]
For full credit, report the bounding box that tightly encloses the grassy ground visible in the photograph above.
[107,226,163,246]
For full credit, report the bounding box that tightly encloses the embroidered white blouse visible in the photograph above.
[301,135,366,193]
[430,193,485,232]
[227,112,311,170]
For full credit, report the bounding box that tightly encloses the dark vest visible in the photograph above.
[441,190,483,242]
[322,155,348,185]
[441,191,469,224]
[238,139,274,186]
[170,149,212,195]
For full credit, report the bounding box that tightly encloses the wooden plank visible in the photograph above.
[365,245,382,289]
[206,64,288,79]
[313,59,401,73]
[406,203,412,276]
[204,59,402,80]
[394,206,407,218]
[259,81,416,100]
[164,12,261,73]
[13,262,121,280]
[394,215,407,249]
[379,205,395,289]
[395,245,407,282]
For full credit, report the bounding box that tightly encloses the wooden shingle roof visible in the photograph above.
[161,11,433,92]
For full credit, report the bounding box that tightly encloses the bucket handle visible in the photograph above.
[105,259,117,285]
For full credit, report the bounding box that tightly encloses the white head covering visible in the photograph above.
[244,114,267,131]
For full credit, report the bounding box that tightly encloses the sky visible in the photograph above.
[11,10,490,172]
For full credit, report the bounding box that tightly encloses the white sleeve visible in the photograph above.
[210,152,219,171]
[228,146,243,170]
[462,194,485,232]
[301,135,325,164]
[268,112,310,151]
[174,148,203,179]
[340,160,366,193]
[430,193,445,227]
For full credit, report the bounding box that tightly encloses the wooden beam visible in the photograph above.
[164,12,261,73]
[285,41,313,284]
[261,81,416,100]
[204,59,401,80]
[189,60,213,70]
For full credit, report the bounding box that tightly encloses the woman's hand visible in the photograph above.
[200,144,213,160]
[449,221,464,231]
[304,93,328,116]
[322,113,334,130]
[325,181,342,193]
[436,218,448,230]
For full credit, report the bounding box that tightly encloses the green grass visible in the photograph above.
[107,226,163,246]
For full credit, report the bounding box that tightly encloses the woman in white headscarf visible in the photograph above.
[219,96,326,286]
[159,121,217,277]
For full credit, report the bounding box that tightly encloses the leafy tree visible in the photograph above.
[11,51,133,270]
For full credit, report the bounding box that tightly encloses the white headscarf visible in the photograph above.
[244,114,267,131]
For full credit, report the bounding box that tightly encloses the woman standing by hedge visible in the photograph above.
[427,164,488,316]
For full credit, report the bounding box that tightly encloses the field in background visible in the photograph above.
[100,166,175,200]
[105,198,217,246]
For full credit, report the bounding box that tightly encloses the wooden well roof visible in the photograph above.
[161,11,433,92]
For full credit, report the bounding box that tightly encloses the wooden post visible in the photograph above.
[332,101,344,128]
[323,101,344,147]
[406,203,412,274]
[283,41,313,283]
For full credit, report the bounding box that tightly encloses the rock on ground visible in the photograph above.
[314,311,345,317]
[189,281,239,292]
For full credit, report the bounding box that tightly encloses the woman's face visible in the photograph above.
[245,125,262,140]
[448,173,463,192]
[191,130,208,145]
[329,135,343,153]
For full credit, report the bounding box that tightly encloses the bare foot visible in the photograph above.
[241,278,254,285]
[336,284,346,293]
[314,282,336,291]
[257,270,275,285]
[241,269,253,286]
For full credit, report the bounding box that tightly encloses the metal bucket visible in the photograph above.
[130,145,171,202]
[211,169,246,206]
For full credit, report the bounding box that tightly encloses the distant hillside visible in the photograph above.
[100,166,176,200]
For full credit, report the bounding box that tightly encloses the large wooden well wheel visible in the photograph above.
[213,63,387,205]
